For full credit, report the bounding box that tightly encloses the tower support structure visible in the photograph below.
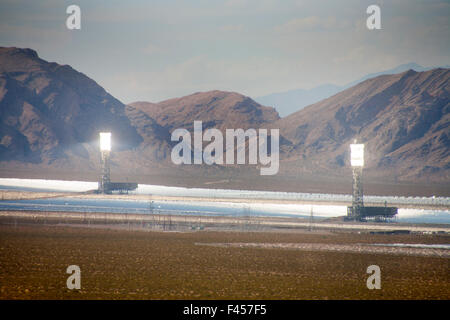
[347,141,398,222]
[348,142,365,220]
[100,150,110,193]
[99,132,112,194]
[351,166,364,219]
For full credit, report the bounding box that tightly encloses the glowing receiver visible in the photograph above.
[350,143,364,167]
[99,132,111,151]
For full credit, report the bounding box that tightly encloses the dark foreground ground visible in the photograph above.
[0,224,449,300]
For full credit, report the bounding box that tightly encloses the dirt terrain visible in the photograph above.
[0,224,448,299]
[0,190,72,200]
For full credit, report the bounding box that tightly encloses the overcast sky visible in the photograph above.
[0,0,449,103]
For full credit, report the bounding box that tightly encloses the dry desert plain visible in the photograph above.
[0,223,449,300]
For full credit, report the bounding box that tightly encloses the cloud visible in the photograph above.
[220,24,245,32]
[224,0,278,11]
[275,16,351,33]
[142,43,165,55]
[0,22,69,50]
[89,1,450,105]
[102,54,312,104]
[4,0,447,106]
[224,0,250,7]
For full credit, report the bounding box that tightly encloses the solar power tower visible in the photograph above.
[350,141,364,220]
[99,132,111,194]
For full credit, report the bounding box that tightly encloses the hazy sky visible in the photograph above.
[0,0,449,103]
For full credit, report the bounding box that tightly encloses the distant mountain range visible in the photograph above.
[0,47,448,188]
[255,62,449,117]
[275,68,450,182]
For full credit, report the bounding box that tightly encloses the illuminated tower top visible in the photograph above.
[99,132,111,152]
[350,143,364,167]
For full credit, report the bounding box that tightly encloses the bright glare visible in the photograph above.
[99,132,111,151]
[350,144,364,167]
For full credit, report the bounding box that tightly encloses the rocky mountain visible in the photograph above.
[0,47,448,190]
[275,68,450,182]
[129,90,279,132]
[128,91,283,171]
[0,47,281,180]
[0,47,142,167]
[255,62,438,117]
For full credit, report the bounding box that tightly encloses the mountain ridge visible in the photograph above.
[0,47,143,166]
[274,68,449,182]
[255,62,446,117]
[129,90,280,132]
[0,47,448,189]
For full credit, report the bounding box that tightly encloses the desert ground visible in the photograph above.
[0,223,448,300]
